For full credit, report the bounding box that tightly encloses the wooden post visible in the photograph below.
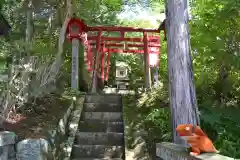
[71,38,79,90]
[87,41,93,71]
[143,32,151,89]
[91,31,102,93]
[105,51,111,81]
[101,48,105,82]
[166,0,200,144]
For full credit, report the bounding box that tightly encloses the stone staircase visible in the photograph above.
[71,94,125,160]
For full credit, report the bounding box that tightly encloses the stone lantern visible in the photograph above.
[115,61,129,90]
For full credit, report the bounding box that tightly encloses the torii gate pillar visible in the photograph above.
[91,31,102,93]
[143,32,152,89]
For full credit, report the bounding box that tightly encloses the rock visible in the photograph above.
[133,141,147,159]
[16,138,52,160]
[0,131,16,160]
[132,136,145,148]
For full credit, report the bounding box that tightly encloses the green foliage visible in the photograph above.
[0,0,239,158]
[189,1,240,156]
[200,104,240,158]
[123,84,171,153]
[124,83,240,158]
[121,0,240,156]
[74,0,123,25]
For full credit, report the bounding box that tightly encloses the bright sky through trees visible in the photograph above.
[118,4,165,27]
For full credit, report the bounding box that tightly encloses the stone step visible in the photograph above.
[72,158,123,160]
[75,132,124,146]
[83,103,122,112]
[78,120,124,132]
[85,94,122,104]
[71,145,124,158]
[81,112,122,121]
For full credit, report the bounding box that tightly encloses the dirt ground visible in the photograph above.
[2,95,71,140]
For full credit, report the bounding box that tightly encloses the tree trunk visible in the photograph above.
[91,32,102,93]
[25,0,34,56]
[166,0,200,144]
[143,32,151,89]
[109,55,116,86]
[79,37,90,92]
[215,61,229,105]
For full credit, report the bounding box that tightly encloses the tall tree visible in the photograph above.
[166,0,200,144]
[0,12,11,36]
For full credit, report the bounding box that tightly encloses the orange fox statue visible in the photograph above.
[176,124,217,156]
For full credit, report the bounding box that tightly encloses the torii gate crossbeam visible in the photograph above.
[66,17,162,93]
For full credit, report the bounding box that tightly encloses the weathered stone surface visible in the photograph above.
[56,97,84,159]
[78,120,124,133]
[71,144,124,158]
[156,142,235,160]
[83,103,122,112]
[71,94,125,159]
[85,94,122,104]
[0,131,16,160]
[58,102,74,135]
[0,131,16,146]
[0,145,16,160]
[75,132,124,145]
[71,158,123,160]
[82,112,123,121]
[16,138,50,160]
[0,97,84,160]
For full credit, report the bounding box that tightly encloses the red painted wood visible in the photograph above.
[120,31,125,38]
[101,47,105,81]
[88,36,160,42]
[143,32,148,54]
[86,26,159,33]
[105,51,111,81]
[87,43,93,71]
[88,36,143,42]
[66,18,86,41]
[92,31,102,92]
[66,17,162,86]
[89,43,161,48]
[107,48,143,53]
[107,48,155,54]
[90,48,160,54]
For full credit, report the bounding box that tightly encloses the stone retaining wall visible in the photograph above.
[156,142,235,160]
[54,96,84,159]
[0,131,16,160]
[0,96,84,160]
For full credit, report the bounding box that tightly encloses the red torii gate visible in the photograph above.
[66,16,161,92]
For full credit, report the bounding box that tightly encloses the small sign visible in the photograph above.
[71,39,79,89]
[149,53,159,67]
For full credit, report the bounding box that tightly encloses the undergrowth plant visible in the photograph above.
[124,83,240,158]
